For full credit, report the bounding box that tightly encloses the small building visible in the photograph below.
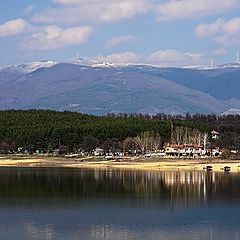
[164,144,203,158]
[211,130,219,140]
[93,148,104,156]
[211,148,222,157]
[105,153,114,160]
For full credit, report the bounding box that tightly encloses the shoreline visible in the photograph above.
[0,155,240,172]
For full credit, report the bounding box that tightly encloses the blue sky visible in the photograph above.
[0,0,240,67]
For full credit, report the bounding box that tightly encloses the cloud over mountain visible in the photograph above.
[195,17,240,46]
[93,51,141,64]
[0,0,239,66]
[32,0,151,25]
[0,18,29,37]
[147,49,206,67]
[20,25,93,51]
[156,0,237,22]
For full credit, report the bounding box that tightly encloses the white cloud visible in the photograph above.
[20,25,93,51]
[147,49,206,67]
[105,35,136,48]
[90,49,206,67]
[156,0,237,22]
[0,18,29,37]
[195,17,240,46]
[195,18,224,38]
[31,0,239,27]
[93,51,142,64]
[32,0,151,25]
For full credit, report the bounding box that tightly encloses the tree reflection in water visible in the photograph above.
[0,168,240,240]
[0,167,239,205]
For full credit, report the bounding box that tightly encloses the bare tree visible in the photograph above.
[123,137,137,154]
[133,131,162,153]
[152,133,162,151]
[172,126,203,146]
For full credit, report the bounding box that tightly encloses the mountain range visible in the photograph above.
[1,60,240,115]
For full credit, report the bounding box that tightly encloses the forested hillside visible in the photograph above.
[0,110,172,153]
[0,110,239,154]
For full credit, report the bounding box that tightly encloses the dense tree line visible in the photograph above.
[0,110,172,154]
[0,110,239,154]
[183,113,240,150]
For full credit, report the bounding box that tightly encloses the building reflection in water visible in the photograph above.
[0,168,240,240]
[0,167,239,206]
[92,168,239,206]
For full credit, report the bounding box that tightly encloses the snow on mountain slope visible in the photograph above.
[1,61,240,115]
[5,61,57,73]
[221,108,240,116]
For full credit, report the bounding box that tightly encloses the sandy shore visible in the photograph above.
[0,155,240,172]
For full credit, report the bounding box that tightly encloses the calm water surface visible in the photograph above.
[0,167,240,240]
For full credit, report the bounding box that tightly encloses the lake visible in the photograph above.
[0,167,239,240]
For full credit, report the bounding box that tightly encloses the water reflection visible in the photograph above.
[0,168,240,240]
[0,168,239,204]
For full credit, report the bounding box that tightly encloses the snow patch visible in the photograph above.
[221,108,240,116]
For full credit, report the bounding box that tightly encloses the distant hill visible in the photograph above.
[1,61,240,115]
[221,108,240,116]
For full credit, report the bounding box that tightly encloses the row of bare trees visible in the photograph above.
[123,127,210,154]
[123,131,163,153]
[171,126,209,148]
